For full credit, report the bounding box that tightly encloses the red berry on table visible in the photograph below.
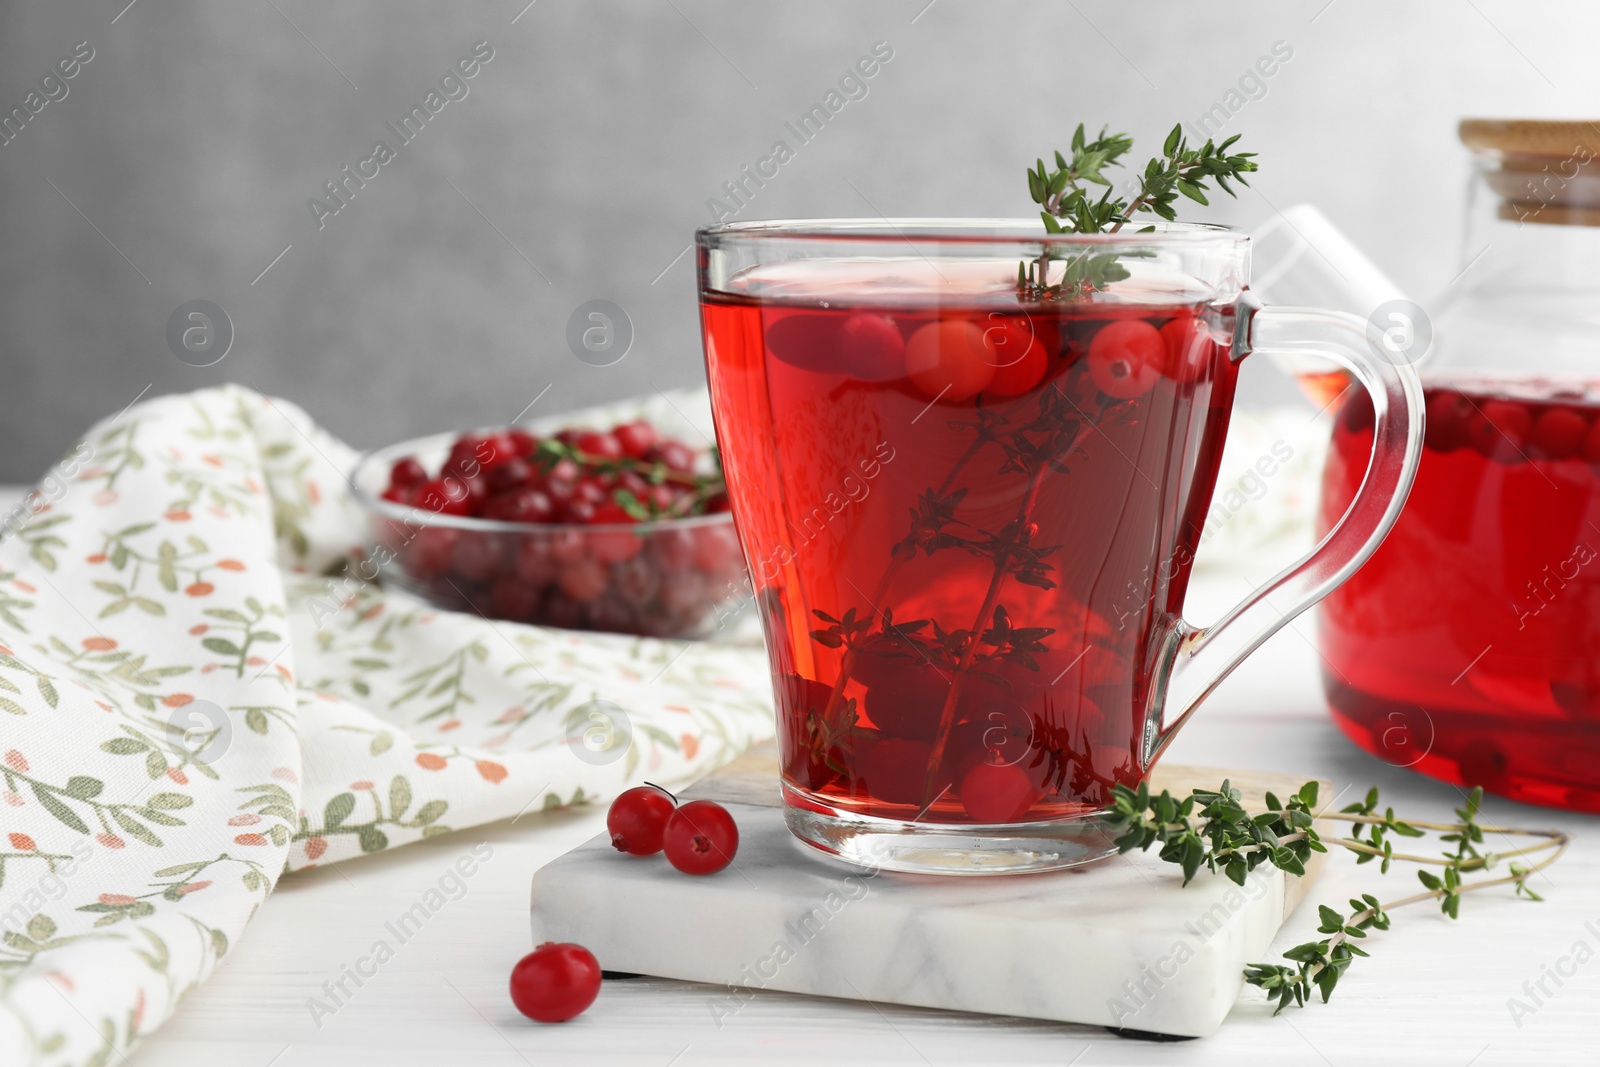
[574,430,624,461]
[905,319,995,401]
[663,800,739,875]
[607,785,677,855]
[839,313,906,381]
[509,942,602,1023]
[1087,319,1163,398]
[613,421,658,459]
[1530,406,1589,460]
[390,456,428,489]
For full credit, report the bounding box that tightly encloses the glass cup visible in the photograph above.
[697,219,1423,874]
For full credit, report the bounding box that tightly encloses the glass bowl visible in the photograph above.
[349,429,751,638]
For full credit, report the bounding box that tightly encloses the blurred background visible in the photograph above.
[0,0,1594,482]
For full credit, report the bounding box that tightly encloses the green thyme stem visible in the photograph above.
[918,464,1052,811]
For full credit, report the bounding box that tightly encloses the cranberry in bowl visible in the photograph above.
[349,417,750,639]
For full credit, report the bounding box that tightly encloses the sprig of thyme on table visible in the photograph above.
[1018,122,1258,299]
[1103,780,1568,1014]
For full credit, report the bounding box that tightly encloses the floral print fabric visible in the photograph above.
[0,386,774,1066]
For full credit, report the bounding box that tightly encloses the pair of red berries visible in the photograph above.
[607,785,739,875]
[507,788,741,1026]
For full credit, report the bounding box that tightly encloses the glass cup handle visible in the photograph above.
[1145,294,1426,768]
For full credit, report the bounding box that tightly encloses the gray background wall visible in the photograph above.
[0,0,1592,482]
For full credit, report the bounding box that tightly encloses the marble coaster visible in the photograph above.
[529,747,1327,1037]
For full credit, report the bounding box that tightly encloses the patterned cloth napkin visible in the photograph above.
[0,386,775,1067]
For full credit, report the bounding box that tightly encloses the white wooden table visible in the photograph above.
[3,490,1594,1066]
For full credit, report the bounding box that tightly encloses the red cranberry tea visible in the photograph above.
[1320,381,1600,810]
[702,264,1237,825]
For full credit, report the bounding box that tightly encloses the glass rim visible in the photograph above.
[696,217,1248,247]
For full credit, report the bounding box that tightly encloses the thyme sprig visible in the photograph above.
[1105,780,1569,1015]
[1018,122,1258,299]
[532,438,725,519]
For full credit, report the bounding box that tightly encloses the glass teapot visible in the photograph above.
[1318,119,1600,811]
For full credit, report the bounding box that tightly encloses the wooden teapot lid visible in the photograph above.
[1460,119,1600,226]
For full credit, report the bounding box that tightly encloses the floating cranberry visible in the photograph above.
[390,456,428,489]
[1530,406,1589,460]
[1424,390,1471,452]
[906,319,996,401]
[509,942,602,1023]
[858,738,935,805]
[663,800,739,875]
[959,757,1042,823]
[854,656,947,741]
[1467,399,1532,461]
[780,675,843,789]
[1159,315,1210,384]
[839,313,906,381]
[981,317,1048,397]
[1087,319,1163,399]
[764,312,844,374]
[1340,391,1375,435]
[607,784,677,855]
